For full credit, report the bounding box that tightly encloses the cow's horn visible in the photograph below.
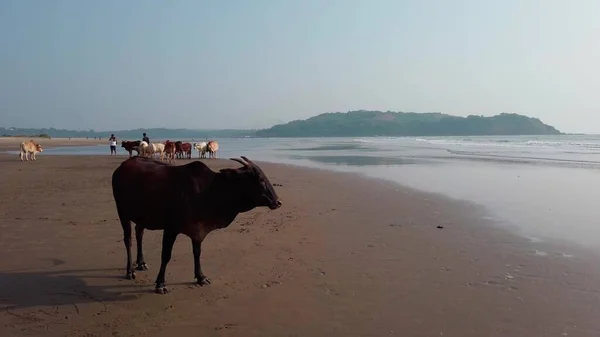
[240,156,254,165]
[230,158,249,167]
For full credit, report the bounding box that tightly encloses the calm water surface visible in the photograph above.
[10,135,600,250]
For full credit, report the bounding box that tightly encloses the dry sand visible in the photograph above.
[1,145,600,336]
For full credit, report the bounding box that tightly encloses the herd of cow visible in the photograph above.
[121,140,219,163]
[17,139,220,162]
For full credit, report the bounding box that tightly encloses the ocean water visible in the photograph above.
[9,135,600,249]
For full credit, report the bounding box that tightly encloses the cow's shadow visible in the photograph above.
[0,264,146,311]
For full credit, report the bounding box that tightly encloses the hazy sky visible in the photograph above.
[1,0,598,133]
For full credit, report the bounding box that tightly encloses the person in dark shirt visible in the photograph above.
[142,133,150,144]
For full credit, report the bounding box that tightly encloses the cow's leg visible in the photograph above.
[134,224,148,271]
[192,239,211,286]
[154,230,178,294]
[32,152,36,161]
[121,219,136,280]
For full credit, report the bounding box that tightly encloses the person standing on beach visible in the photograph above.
[109,134,117,156]
[142,132,150,144]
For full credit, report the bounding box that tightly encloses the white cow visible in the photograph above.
[193,142,207,159]
[139,141,152,158]
[152,143,166,160]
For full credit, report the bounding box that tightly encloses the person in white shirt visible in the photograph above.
[109,134,117,156]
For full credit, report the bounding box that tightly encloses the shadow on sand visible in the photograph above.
[0,266,145,311]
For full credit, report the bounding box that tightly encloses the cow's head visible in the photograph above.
[229,156,282,210]
[36,144,43,152]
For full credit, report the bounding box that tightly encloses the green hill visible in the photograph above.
[255,111,562,137]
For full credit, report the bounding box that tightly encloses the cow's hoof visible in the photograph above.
[125,271,136,280]
[197,276,212,286]
[155,285,169,294]
[135,262,148,271]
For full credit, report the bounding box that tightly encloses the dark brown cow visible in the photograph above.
[121,140,141,157]
[174,141,183,159]
[163,140,176,163]
[180,142,192,159]
[111,155,282,294]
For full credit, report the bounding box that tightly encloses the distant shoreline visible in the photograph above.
[0,133,584,153]
[0,133,579,140]
[0,137,105,151]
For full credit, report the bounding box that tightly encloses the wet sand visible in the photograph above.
[1,151,600,336]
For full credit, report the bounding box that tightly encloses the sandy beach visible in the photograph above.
[2,143,600,336]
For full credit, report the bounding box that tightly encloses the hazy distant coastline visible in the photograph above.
[1,111,562,139]
[0,128,254,140]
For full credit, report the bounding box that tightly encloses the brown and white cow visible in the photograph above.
[206,140,219,159]
[19,140,43,161]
